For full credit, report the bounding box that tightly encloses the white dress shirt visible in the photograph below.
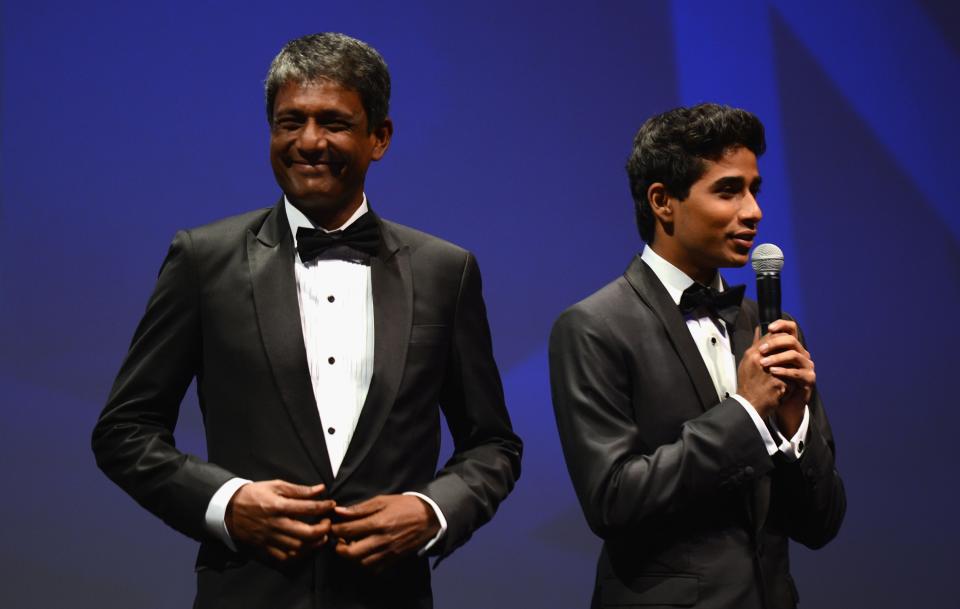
[288,198,375,475]
[204,196,446,552]
[640,246,809,459]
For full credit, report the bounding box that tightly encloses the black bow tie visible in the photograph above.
[678,283,745,327]
[296,212,380,263]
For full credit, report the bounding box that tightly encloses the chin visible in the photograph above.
[289,193,340,211]
[719,253,749,268]
[285,182,337,204]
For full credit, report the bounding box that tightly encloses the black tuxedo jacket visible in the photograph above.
[92,200,522,609]
[549,256,845,609]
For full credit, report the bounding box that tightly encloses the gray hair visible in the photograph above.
[264,33,391,131]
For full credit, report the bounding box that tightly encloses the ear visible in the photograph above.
[647,182,673,225]
[370,117,393,161]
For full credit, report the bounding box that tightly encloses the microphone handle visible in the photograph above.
[756,272,782,335]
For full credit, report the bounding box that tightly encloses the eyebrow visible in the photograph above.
[710,175,762,192]
[710,176,745,191]
[273,108,357,122]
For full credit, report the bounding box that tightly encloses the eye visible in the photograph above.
[324,121,351,133]
[274,117,303,131]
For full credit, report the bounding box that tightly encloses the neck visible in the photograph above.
[649,241,717,286]
[291,195,364,231]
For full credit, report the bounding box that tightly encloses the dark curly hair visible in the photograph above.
[626,103,765,243]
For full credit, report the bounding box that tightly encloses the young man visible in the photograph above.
[92,33,521,609]
[549,104,845,609]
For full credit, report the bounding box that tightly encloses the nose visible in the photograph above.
[297,120,327,161]
[741,191,762,227]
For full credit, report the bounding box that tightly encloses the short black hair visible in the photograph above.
[626,103,766,243]
[265,33,391,132]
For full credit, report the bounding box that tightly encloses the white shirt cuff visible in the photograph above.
[403,491,448,555]
[204,477,251,551]
[770,405,811,462]
[731,394,780,456]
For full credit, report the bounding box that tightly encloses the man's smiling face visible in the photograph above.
[662,146,763,283]
[269,79,391,227]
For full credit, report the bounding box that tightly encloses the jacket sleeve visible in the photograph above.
[91,230,235,541]
[769,322,846,548]
[416,252,522,558]
[548,305,775,539]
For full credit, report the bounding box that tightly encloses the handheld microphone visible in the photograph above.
[751,243,784,335]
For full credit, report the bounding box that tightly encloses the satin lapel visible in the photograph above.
[623,256,720,411]
[332,216,412,492]
[246,200,334,483]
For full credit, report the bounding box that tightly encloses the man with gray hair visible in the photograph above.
[93,32,521,608]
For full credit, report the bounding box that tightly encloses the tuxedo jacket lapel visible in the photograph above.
[247,200,335,483]
[623,256,720,411]
[332,215,412,492]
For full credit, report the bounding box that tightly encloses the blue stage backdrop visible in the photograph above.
[2,1,957,607]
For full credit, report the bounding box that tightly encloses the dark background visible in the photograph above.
[2,1,957,607]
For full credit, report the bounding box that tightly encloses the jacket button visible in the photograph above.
[744,466,754,477]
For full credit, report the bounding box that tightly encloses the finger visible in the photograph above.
[335,534,388,561]
[276,497,336,517]
[769,367,816,384]
[766,319,798,337]
[273,516,332,541]
[758,334,804,355]
[265,545,290,562]
[266,531,307,553]
[760,351,812,369]
[758,333,800,351]
[274,481,326,499]
[334,496,385,519]
[360,549,393,570]
[331,515,381,540]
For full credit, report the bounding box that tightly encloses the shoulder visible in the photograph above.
[380,218,474,280]
[161,206,274,275]
[182,207,273,247]
[552,274,641,341]
[381,218,467,258]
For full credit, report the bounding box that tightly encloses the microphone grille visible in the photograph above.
[751,243,784,273]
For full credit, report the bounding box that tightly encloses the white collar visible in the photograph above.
[285,195,369,248]
[640,245,724,306]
